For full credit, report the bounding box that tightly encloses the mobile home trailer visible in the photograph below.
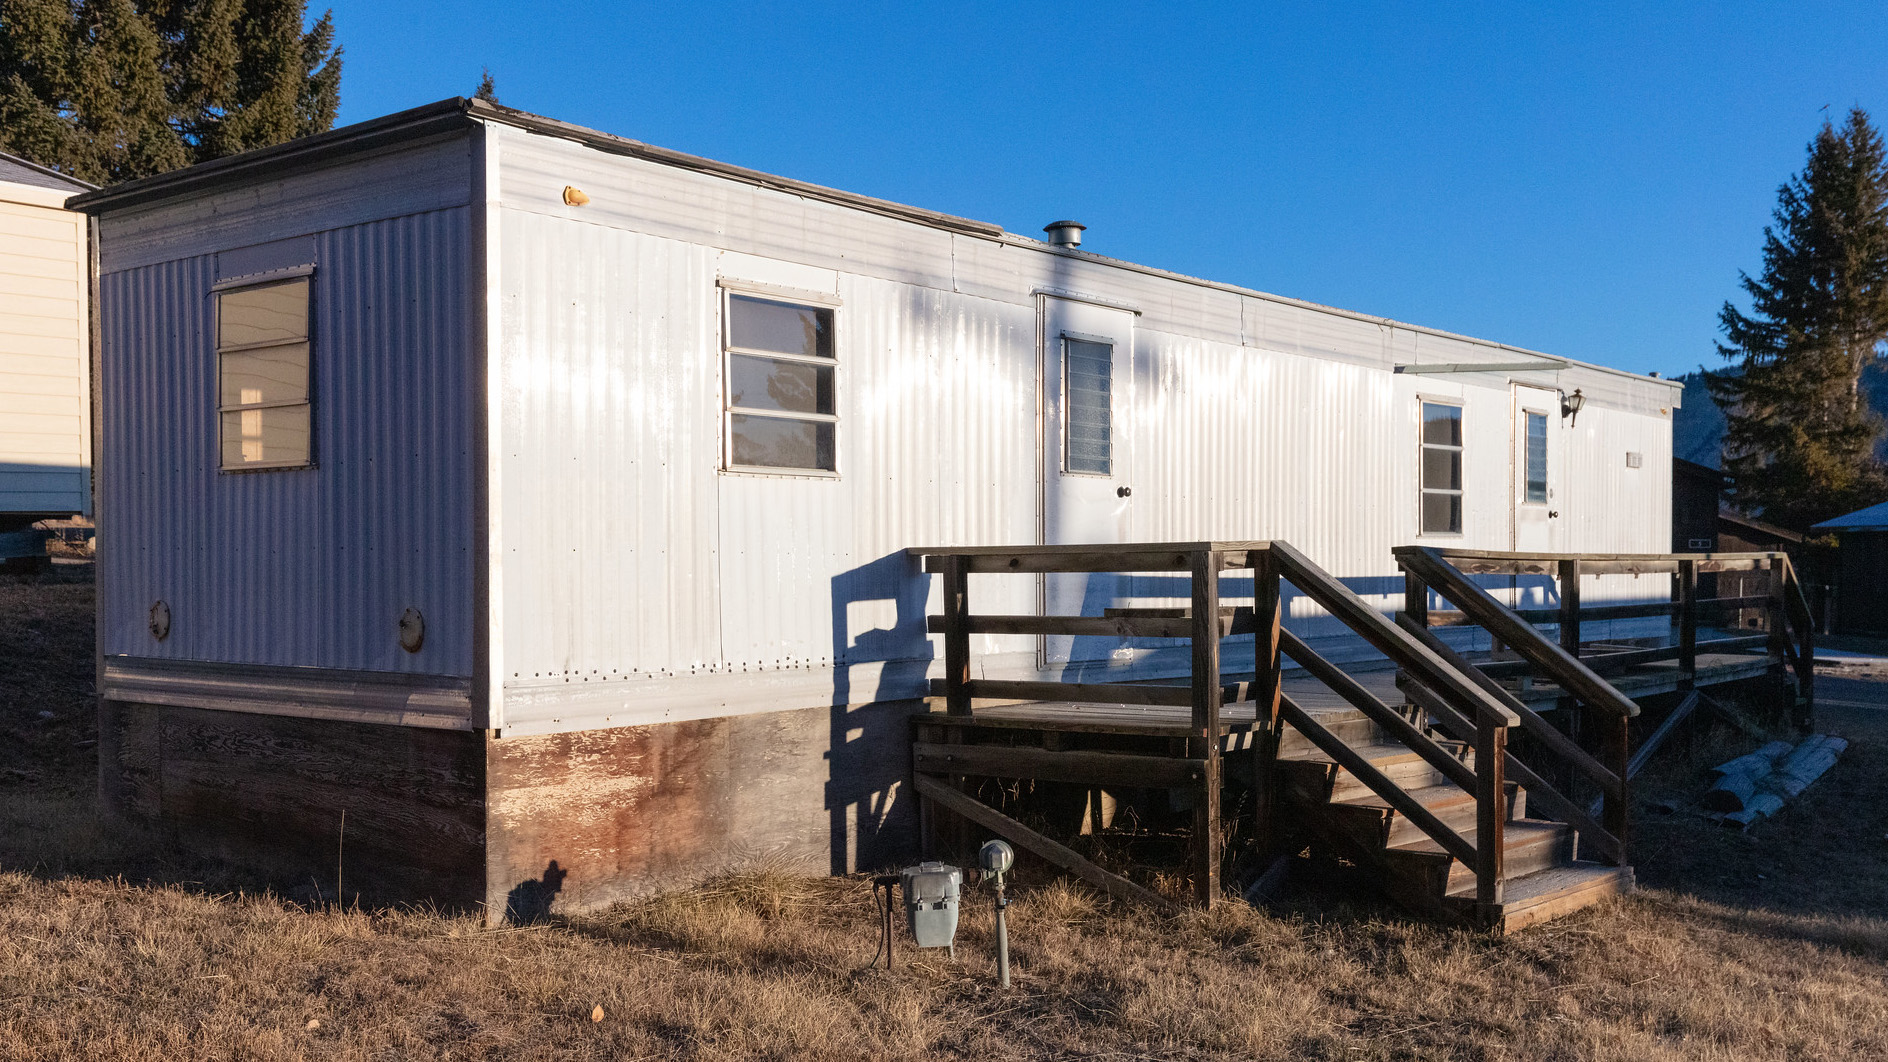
[1,152,92,565]
[75,98,1680,917]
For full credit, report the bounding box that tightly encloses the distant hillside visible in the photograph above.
[1672,365,1888,470]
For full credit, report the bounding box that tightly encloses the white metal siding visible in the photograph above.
[490,112,1681,733]
[0,181,90,515]
[96,116,1683,734]
[495,214,723,689]
[98,206,477,675]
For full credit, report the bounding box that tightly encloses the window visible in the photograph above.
[1523,410,1548,503]
[1420,401,1463,534]
[1063,337,1113,475]
[217,276,312,470]
[723,291,836,473]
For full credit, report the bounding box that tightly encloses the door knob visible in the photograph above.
[1117,485,1132,498]
[1548,510,1560,518]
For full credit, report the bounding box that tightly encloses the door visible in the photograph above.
[1512,385,1563,554]
[1041,296,1134,667]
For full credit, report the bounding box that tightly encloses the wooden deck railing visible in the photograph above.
[1393,546,1818,869]
[915,540,1531,912]
[922,542,1269,905]
[1395,547,1815,727]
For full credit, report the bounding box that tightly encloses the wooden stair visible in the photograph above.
[1276,704,1632,933]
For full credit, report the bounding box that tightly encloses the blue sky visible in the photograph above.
[325,1,1888,379]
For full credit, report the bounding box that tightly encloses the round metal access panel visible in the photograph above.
[398,607,425,653]
[149,600,170,641]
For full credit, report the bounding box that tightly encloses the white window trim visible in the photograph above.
[1059,330,1115,478]
[215,272,315,473]
[1418,397,1464,537]
[717,282,841,479]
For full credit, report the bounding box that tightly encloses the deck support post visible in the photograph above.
[1189,550,1223,907]
[1601,711,1629,865]
[1475,713,1507,913]
[1765,557,1793,725]
[1251,550,1285,860]
[1402,568,1428,629]
[1677,558,1698,693]
[938,555,974,856]
[1557,559,1582,795]
[941,555,972,716]
[1785,556,1815,732]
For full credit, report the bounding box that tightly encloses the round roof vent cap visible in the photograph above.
[1043,220,1086,248]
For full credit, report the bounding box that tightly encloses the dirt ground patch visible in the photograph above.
[5,571,1888,1060]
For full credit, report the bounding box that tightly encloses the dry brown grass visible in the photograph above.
[6,572,1888,1060]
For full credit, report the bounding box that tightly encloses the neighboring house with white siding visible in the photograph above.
[0,151,92,563]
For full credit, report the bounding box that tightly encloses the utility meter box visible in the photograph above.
[899,861,961,949]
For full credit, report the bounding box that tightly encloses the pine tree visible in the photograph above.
[0,0,342,185]
[473,66,496,104]
[1707,107,1888,529]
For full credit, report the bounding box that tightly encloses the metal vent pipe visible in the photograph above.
[1042,220,1085,248]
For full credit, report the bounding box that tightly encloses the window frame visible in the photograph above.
[213,267,316,473]
[1059,330,1115,477]
[1418,398,1464,536]
[717,281,842,479]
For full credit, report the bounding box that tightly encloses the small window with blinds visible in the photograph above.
[722,291,838,474]
[1062,336,1113,475]
[1523,410,1548,503]
[216,276,312,470]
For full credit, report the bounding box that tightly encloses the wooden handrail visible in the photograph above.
[1414,548,1786,577]
[1277,629,1477,794]
[1269,541,1519,727]
[1394,547,1640,720]
[1277,694,1478,866]
[1398,672,1624,866]
[925,612,1233,639]
[1394,615,1623,802]
[1424,595,1771,628]
[1419,547,1786,565]
[1471,634,1772,679]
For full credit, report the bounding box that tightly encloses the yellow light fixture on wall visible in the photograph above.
[563,185,590,206]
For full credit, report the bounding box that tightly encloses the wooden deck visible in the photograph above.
[908,541,1815,931]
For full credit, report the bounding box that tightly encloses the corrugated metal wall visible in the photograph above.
[89,119,1683,737]
[99,206,477,675]
[491,118,1677,734]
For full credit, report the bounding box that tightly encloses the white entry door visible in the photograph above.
[1512,385,1564,554]
[1042,296,1134,667]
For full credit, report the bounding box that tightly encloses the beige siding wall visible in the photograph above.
[0,181,89,515]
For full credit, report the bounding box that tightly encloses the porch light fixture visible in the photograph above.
[1561,388,1586,426]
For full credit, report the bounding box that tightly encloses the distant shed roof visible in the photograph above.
[0,151,93,193]
[1719,508,1802,544]
[1813,501,1888,532]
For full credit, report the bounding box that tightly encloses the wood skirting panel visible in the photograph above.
[485,698,925,922]
[99,700,486,907]
[99,695,926,923]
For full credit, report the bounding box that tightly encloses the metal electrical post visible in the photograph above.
[980,839,1014,990]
